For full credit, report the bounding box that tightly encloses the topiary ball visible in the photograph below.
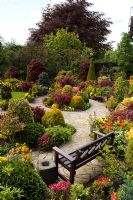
[70,95,85,109]
[42,108,65,127]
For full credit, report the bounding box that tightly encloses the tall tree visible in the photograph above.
[28,0,112,52]
[117,32,133,75]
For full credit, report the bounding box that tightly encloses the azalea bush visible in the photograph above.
[49,181,71,200]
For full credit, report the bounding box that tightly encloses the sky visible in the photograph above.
[0,0,133,48]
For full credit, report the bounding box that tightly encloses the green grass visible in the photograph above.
[11,92,25,100]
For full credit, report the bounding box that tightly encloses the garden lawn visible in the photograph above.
[11,91,25,100]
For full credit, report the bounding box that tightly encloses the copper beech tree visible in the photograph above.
[28,0,112,52]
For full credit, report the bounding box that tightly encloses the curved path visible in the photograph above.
[31,97,109,183]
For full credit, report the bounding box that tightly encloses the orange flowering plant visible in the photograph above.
[8,143,32,162]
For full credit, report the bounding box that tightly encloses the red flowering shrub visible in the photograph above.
[49,181,71,200]
[72,87,80,94]
[96,176,112,190]
[31,106,45,123]
[19,81,31,92]
[59,77,74,87]
[99,79,113,87]
[53,92,71,106]
[6,66,20,78]
[29,59,44,81]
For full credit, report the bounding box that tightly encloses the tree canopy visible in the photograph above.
[28,0,112,52]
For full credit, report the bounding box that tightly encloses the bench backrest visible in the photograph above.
[74,132,114,167]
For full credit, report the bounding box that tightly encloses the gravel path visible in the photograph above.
[31,96,109,183]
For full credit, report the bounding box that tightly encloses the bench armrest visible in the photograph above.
[92,130,105,140]
[53,147,75,162]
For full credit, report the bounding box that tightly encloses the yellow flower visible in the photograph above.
[98,117,105,124]
[21,145,29,152]
[0,156,7,162]
[126,127,133,139]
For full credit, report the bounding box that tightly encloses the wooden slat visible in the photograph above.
[53,147,75,162]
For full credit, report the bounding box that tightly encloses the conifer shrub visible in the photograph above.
[70,95,85,109]
[0,161,50,200]
[87,59,96,81]
[42,108,65,127]
[8,99,34,124]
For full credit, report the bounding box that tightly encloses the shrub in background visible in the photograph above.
[99,79,113,87]
[114,76,129,101]
[19,80,31,92]
[79,63,89,81]
[62,85,73,96]
[0,161,50,200]
[15,123,44,147]
[29,59,44,81]
[70,95,85,109]
[31,106,45,123]
[0,83,12,100]
[8,99,34,124]
[87,60,96,81]
[38,72,50,87]
[5,66,20,78]
[42,108,65,127]
[125,128,133,169]
[106,96,118,110]
[59,77,74,87]
[78,82,86,89]
[53,92,71,107]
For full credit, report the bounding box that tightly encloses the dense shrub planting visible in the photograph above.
[5,66,20,78]
[19,80,31,92]
[31,106,45,123]
[14,123,44,147]
[42,108,65,127]
[0,161,50,200]
[29,59,44,81]
[59,77,74,87]
[8,99,34,124]
[38,124,76,150]
[53,92,71,106]
[38,72,50,87]
[70,95,85,109]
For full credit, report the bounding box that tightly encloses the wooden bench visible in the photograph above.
[53,131,115,184]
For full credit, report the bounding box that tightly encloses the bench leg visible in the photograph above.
[54,151,59,180]
[70,168,76,184]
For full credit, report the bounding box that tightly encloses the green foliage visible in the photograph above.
[15,123,44,147]
[0,185,23,200]
[8,99,34,124]
[106,96,118,110]
[87,59,96,81]
[114,76,129,101]
[125,137,133,169]
[44,28,92,75]
[42,108,65,127]
[119,179,133,200]
[41,124,76,150]
[104,50,118,63]
[70,184,89,200]
[0,161,50,200]
[0,99,8,110]
[70,95,85,109]
[0,82,12,100]
[102,146,126,182]
[38,72,50,87]
[62,85,73,96]
[117,32,133,75]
